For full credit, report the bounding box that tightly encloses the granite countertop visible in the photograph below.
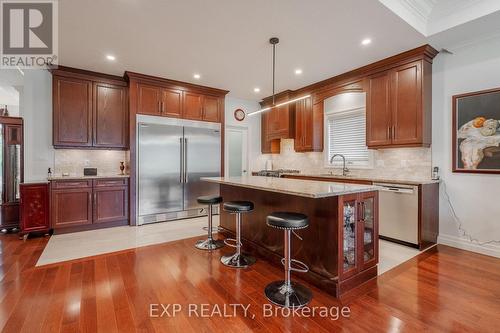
[48,174,130,181]
[202,176,379,198]
[279,172,440,185]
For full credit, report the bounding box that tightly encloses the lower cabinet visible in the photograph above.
[20,183,50,237]
[338,191,378,280]
[51,178,129,232]
[93,185,128,224]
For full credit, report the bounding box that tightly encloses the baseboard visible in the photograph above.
[438,234,500,258]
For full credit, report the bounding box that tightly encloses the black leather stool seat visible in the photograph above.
[266,212,309,230]
[197,195,223,205]
[223,201,254,213]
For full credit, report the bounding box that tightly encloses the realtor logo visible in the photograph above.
[1,0,58,68]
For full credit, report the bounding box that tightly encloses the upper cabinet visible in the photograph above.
[183,92,203,120]
[366,59,431,148]
[260,91,295,153]
[162,88,183,118]
[52,67,129,149]
[259,45,437,153]
[53,76,93,147]
[126,72,228,124]
[261,111,280,154]
[295,97,323,152]
[93,82,128,148]
[202,95,221,122]
[137,84,161,116]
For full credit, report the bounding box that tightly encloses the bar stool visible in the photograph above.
[264,212,312,308]
[220,201,256,268]
[195,195,224,250]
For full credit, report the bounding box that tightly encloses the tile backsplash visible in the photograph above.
[253,139,432,180]
[54,150,129,177]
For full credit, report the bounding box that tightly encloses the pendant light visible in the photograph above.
[248,37,310,117]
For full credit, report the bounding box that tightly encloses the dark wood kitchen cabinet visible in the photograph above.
[202,95,221,122]
[261,111,280,154]
[294,97,323,152]
[338,191,378,281]
[137,84,161,116]
[138,85,184,118]
[52,66,129,149]
[51,186,93,228]
[366,71,392,147]
[50,178,129,233]
[366,60,431,148]
[20,183,50,238]
[53,76,93,147]
[263,91,295,140]
[162,88,183,118]
[93,82,128,148]
[183,92,203,120]
[93,179,128,224]
[134,78,224,123]
[390,61,424,146]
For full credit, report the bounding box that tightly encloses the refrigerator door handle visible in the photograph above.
[179,137,184,183]
[184,138,188,183]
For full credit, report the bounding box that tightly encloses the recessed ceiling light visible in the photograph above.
[294,69,303,75]
[361,38,372,46]
[254,87,260,93]
[106,55,116,61]
[193,73,201,79]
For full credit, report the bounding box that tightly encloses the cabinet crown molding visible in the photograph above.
[125,71,229,97]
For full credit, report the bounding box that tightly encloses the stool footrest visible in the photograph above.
[224,238,240,248]
[202,226,219,232]
[281,258,309,273]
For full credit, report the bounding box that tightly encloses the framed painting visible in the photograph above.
[453,88,500,173]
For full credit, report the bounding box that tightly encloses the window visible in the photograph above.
[325,107,373,168]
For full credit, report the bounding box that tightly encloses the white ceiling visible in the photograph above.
[58,0,427,100]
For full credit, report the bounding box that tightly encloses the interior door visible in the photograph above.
[226,127,248,177]
[183,125,221,210]
[138,123,183,219]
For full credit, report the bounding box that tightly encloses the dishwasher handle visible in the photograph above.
[373,183,416,194]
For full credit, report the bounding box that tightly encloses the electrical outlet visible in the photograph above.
[84,159,90,167]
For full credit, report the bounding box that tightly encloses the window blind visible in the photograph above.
[327,109,369,163]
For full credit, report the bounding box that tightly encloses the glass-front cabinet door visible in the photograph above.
[339,191,379,280]
[339,194,358,278]
[359,192,378,270]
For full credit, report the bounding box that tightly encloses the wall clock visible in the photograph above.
[234,108,245,121]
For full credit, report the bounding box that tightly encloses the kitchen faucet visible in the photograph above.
[330,154,350,176]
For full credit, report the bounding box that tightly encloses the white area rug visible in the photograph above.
[36,216,217,266]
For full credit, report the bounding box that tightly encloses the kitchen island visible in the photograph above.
[202,176,379,298]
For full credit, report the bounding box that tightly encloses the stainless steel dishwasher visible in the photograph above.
[374,182,419,247]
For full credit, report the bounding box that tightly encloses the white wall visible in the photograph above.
[224,96,264,171]
[433,37,500,257]
[21,70,55,182]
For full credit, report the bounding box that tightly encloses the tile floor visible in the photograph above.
[37,216,422,275]
[36,216,217,266]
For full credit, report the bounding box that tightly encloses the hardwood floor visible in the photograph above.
[0,233,499,332]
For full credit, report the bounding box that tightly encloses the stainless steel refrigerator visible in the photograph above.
[137,116,221,225]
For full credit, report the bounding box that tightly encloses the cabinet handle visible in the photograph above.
[388,127,391,140]
[392,126,396,139]
[93,193,97,207]
[158,101,161,113]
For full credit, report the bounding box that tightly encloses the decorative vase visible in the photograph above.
[120,161,125,175]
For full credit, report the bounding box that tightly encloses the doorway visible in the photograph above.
[225,126,248,177]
